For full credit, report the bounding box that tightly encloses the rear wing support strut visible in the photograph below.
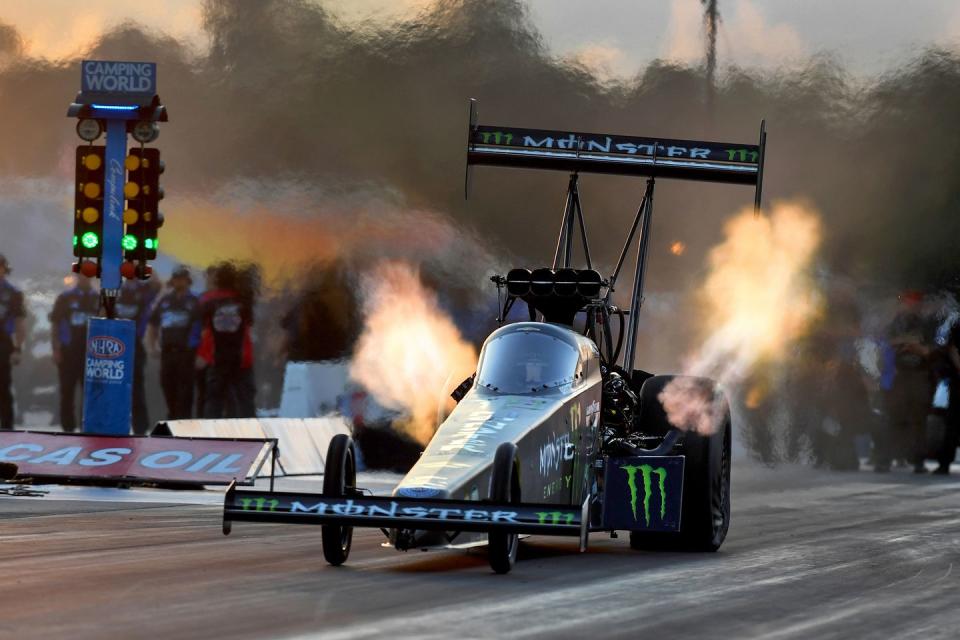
[619,177,655,372]
[553,173,593,270]
[754,119,767,215]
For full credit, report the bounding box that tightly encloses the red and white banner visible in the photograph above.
[0,431,273,485]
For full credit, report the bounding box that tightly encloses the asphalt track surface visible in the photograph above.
[1,463,959,640]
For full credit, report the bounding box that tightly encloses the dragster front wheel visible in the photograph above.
[322,434,356,566]
[488,442,520,574]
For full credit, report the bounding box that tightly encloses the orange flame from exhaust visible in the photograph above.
[349,261,478,444]
[659,201,823,433]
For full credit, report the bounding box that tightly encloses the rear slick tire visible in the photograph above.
[488,442,520,574]
[630,376,732,552]
[629,419,731,551]
[322,434,356,566]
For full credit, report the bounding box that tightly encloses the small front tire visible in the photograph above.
[322,434,356,566]
[488,442,520,574]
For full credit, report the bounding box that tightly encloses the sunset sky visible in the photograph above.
[3,0,959,78]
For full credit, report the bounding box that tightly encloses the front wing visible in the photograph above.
[222,482,584,537]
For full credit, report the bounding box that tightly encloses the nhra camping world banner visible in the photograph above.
[0,431,273,485]
[82,318,136,435]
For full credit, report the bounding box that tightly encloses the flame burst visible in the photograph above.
[659,201,823,433]
[349,261,477,444]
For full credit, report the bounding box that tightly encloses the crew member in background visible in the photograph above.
[194,265,216,417]
[49,273,99,432]
[938,317,960,474]
[877,291,937,473]
[147,266,200,420]
[0,255,26,429]
[815,282,867,470]
[115,278,158,434]
[198,262,256,418]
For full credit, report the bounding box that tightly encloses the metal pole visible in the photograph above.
[573,184,593,270]
[82,117,133,434]
[563,176,577,267]
[270,443,277,492]
[552,173,578,269]
[610,183,651,291]
[754,119,767,215]
[101,118,127,295]
[621,178,656,372]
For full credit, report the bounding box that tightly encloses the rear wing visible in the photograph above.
[465,99,766,210]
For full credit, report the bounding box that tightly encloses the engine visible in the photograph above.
[600,366,666,454]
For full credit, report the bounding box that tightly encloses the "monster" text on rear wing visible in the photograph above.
[465,99,766,209]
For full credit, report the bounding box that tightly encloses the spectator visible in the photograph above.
[198,262,256,418]
[0,255,25,429]
[815,283,867,470]
[49,273,100,431]
[937,318,960,474]
[195,265,216,417]
[876,291,937,473]
[147,266,201,420]
[280,260,358,362]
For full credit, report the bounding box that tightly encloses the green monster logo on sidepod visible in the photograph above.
[620,464,667,526]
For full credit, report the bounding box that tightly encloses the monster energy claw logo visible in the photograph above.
[479,130,513,145]
[239,497,280,512]
[535,511,575,525]
[620,464,667,526]
[725,148,759,163]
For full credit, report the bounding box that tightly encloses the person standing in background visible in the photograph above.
[198,262,256,419]
[115,278,158,434]
[0,255,26,429]
[194,265,217,417]
[147,266,200,420]
[49,273,99,432]
[878,291,937,473]
[937,316,960,474]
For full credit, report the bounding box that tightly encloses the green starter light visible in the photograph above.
[72,235,78,247]
[80,232,99,249]
[122,234,138,251]
[144,238,155,250]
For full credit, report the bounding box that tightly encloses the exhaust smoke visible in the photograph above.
[349,261,478,444]
[659,201,824,434]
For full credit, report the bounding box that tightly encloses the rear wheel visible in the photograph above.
[322,434,356,566]
[488,442,520,574]
[629,376,731,551]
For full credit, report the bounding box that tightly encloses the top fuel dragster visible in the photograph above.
[223,100,766,573]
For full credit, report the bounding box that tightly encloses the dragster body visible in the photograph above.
[224,321,686,553]
[390,322,604,549]
[223,101,766,572]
